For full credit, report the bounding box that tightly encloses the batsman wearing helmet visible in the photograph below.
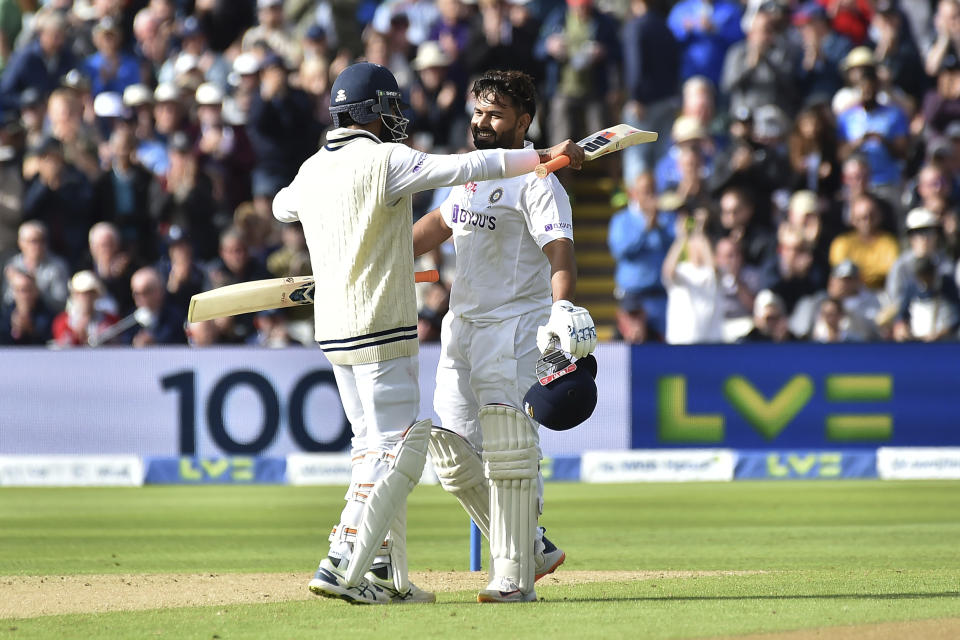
[413,70,598,603]
[272,62,584,605]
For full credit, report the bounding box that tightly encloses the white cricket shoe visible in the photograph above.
[308,557,392,605]
[477,576,537,603]
[366,564,436,603]
[534,527,565,581]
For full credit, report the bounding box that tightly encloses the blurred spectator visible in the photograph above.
[149,130,220,261]
[242,0,302,68]
[18,88,46,161]
[301,23,331,65]
[0,109,24,260]
[836,64,909,189]
[0,11,77,113]
[416,280,449,343]
[185,318,223,346]
[193,0,257,53]
[924,0,960,78]
[809,296,860,342]
[714,103,793,202]
[296,57,333,131]
[662,212,723,344]
[222,53,261,126]
[152,82,192,142]
[821,0,873,46]
[205,226,270,342]
[788,102,841,197]
[371,0,441,48]
[125,265,187,346]
[248,307,297,347]
[0,266,54,345]
[829,192,899,289]
[408,41,464,151]
[784,189,836,273]
[157,16,230,91]
[81,17,140,98]
[82,221,133,315]
[45,88,101,181]
[608,171,675,336]
[234,200,278,264]
[51,269,119,347]
[132,6,173,80]
[714,235,762,341]
[536,0,621,146]
[155,229,208,311]
[655,115,715,194]
[266,222,311,278]
[194,82,255,212]
[764,223,826,313]
[667,0,743,87]
[2,220,69,313]
[92,125,156,262]
[790,259,881,339]
[919,52,960,139]
[621,0,680,181]
[892,255,960,342]
[362,25,415,97]
[709,184,775,268]
[22,135,94,267]
[834,153,897,233]
[122,84,167,176]
[246,53,317,220]
[613,290,662,343]
[871,0,927,105]
[428,0,484,91]
[886,207,954,307]
[738,288,797,342]
[721,5,795,115]
[476,0,543,82]
[793,2,852,105]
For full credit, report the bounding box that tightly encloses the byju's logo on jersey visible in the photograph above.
[451,204,496,230]
[335,89,347,103]
[489,188,504,204]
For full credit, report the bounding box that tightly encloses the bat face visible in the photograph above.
[577,125,658,160]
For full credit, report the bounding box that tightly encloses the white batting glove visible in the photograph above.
[536,300,597,359]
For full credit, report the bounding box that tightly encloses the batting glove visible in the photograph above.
[536,300,598,359]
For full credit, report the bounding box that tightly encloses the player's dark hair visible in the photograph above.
[471,70,538,121]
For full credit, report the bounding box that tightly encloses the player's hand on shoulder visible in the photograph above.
[540,140,584,170]
[536,299,597,359]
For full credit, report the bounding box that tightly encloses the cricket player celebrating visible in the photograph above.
[272,62,584,605]
[413,70,598,603]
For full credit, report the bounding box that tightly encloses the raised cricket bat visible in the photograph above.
[534,125,658,178]
[187,269,440,322]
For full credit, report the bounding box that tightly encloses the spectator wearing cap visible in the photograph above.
[925,0,960,78]
[0,109,24,259]
[246,53,318,220]
[0,266,54,345]
[608,172,676,337]
[871,0,927,105]
[125,265,187,346]
[793,2,852,104]
[372,0,441,49]
[886,207,954,307]
[738,289,797,342]
[81,221,133,314]
[829,192,899,289]
[719,103,793,200]
[721,6,795,117]
[51,270,120,346]
[535,0,622,146]
[158,16,230,92]
[302,23,330,65]
[790,258,880,339]
[91,125,157,262]
[2,220,69,313]
[80,17,141,98]
[22,135,94,267]
[17,87,46,155]
[223,53,261,126]
[154,227,209,311]
[784,189,837,273]
[621,0,680,182]
[122,83,167,176]
[892,255,960,342]
[153,83,197,150]
[788,103,840,197]
[613,290,663,343]
[148,130,221,261]
[194,82,255,212]
[0,11,77,114]
[408,41,464,151]
[242,0,302,69]
[836,62,909,189]
[655,115,715,194]
[920,51,960,139]
[667,0,743,88]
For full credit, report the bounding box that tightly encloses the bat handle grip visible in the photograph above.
[534,155,571,178]
[415,269,440,283]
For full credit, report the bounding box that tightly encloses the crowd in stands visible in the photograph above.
[0,0,956,347]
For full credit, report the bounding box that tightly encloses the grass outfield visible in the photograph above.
[1,481,959,639]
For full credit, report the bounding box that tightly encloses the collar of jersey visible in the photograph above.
[326,127,382,149]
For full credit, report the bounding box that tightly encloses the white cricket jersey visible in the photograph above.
[439,142,574,322]
[272,128,541,364]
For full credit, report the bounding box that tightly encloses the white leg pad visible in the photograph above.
[428,427,491,540]
[343,419,431,587]
[480,404,539,593]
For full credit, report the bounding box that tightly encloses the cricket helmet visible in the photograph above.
[523,352,598,431]
[329,62,409,142]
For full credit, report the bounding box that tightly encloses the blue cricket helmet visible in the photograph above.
[523,354,598,431]
[329,62,409,141]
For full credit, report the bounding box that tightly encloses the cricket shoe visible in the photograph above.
[366,563,436,604]
[534,527,565,581]
[307,557,391,605]
[477,576,537,603]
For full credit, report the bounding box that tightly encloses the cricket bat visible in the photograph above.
[187,269,440,322]
[534,125,658,178]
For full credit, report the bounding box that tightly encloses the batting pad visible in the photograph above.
[480,404,539,593]
[344,419,431,588]
[428,427,491,540]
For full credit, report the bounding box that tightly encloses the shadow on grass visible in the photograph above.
[536,592,960,604]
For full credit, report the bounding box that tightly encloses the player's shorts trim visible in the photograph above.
[318,325,419,353]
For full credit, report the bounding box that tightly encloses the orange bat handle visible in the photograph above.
[534,155,571,178]
[415,269,440,283]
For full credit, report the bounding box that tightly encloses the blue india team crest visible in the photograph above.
[489,188,504,204]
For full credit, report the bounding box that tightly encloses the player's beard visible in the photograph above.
[472,126,517,150]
